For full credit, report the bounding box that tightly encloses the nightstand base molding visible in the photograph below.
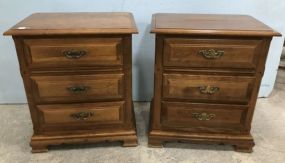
[148,131,254,153]
[31,130,138,153]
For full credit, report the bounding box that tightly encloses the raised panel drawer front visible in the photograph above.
[163,74,255,104]
[161,102,247,133]
[23,38,123,68]
[31,74,124,103]
[163,38,263,69]
[37,102,125,131]
[4,12,139,152]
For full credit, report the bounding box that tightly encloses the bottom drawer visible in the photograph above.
[37,101,125,132]
[161,102,247,133]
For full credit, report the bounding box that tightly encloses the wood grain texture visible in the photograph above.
[162,74,255,104]
[161,102,247,133]
[4,12,138,35]
[163,38,263,69]
[151,13,281,36]
[37,102,125,131]
[4,13,138,152]
[149,13,280,152]
[31,74,124,103]
[23,38,123,68]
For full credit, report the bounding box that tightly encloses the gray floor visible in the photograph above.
[0,70,285,163]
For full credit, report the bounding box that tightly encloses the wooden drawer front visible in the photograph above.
[31,74,124,103]
[38,102,124,130]
[163,74,254,104]
[164,38,263,69]
[161,102,246,132]
[23,38,123,68]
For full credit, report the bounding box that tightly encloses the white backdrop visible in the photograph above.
[0,0,284,103]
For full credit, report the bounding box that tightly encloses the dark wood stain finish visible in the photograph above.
[148,13,281,152]
[4,12,138,153]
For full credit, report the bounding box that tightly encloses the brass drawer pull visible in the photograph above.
[70,112,94,120]
[199,85,219,95]
[63,50,87,59]
[192,112,216,121]
[198,49,224,59]
[67,86,89,93]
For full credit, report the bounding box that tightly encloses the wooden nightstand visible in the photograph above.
[4,12,138,153]
[148,13,281,152]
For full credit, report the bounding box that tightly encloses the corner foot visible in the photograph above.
[148,138,163,148]
[234,144,253,153]
[122,137,138,147]
[31,145,48,153]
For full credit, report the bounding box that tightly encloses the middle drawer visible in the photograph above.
[31,73,124,103]
[163,74,255,104]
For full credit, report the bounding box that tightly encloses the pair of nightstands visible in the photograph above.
[4,12,280,153]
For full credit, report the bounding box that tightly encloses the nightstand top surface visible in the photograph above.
[4,12,138,36]
[151,13,280,36]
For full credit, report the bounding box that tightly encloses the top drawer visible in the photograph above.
[163,38,263,69]
[23,38,123,68]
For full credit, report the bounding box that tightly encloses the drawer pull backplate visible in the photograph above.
[199,85,219,95]
[192,112,216,121]
[198,49,224,59]
[70,112,94,120]
[67,86,89,93]
[63,50,87,59]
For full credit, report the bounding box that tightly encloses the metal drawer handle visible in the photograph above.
[70,112,94,120]
[192,112,216,121]
[198,49,224,59]
[199,85,219,95]
[67,86,89,93]
[63,50,87,59]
